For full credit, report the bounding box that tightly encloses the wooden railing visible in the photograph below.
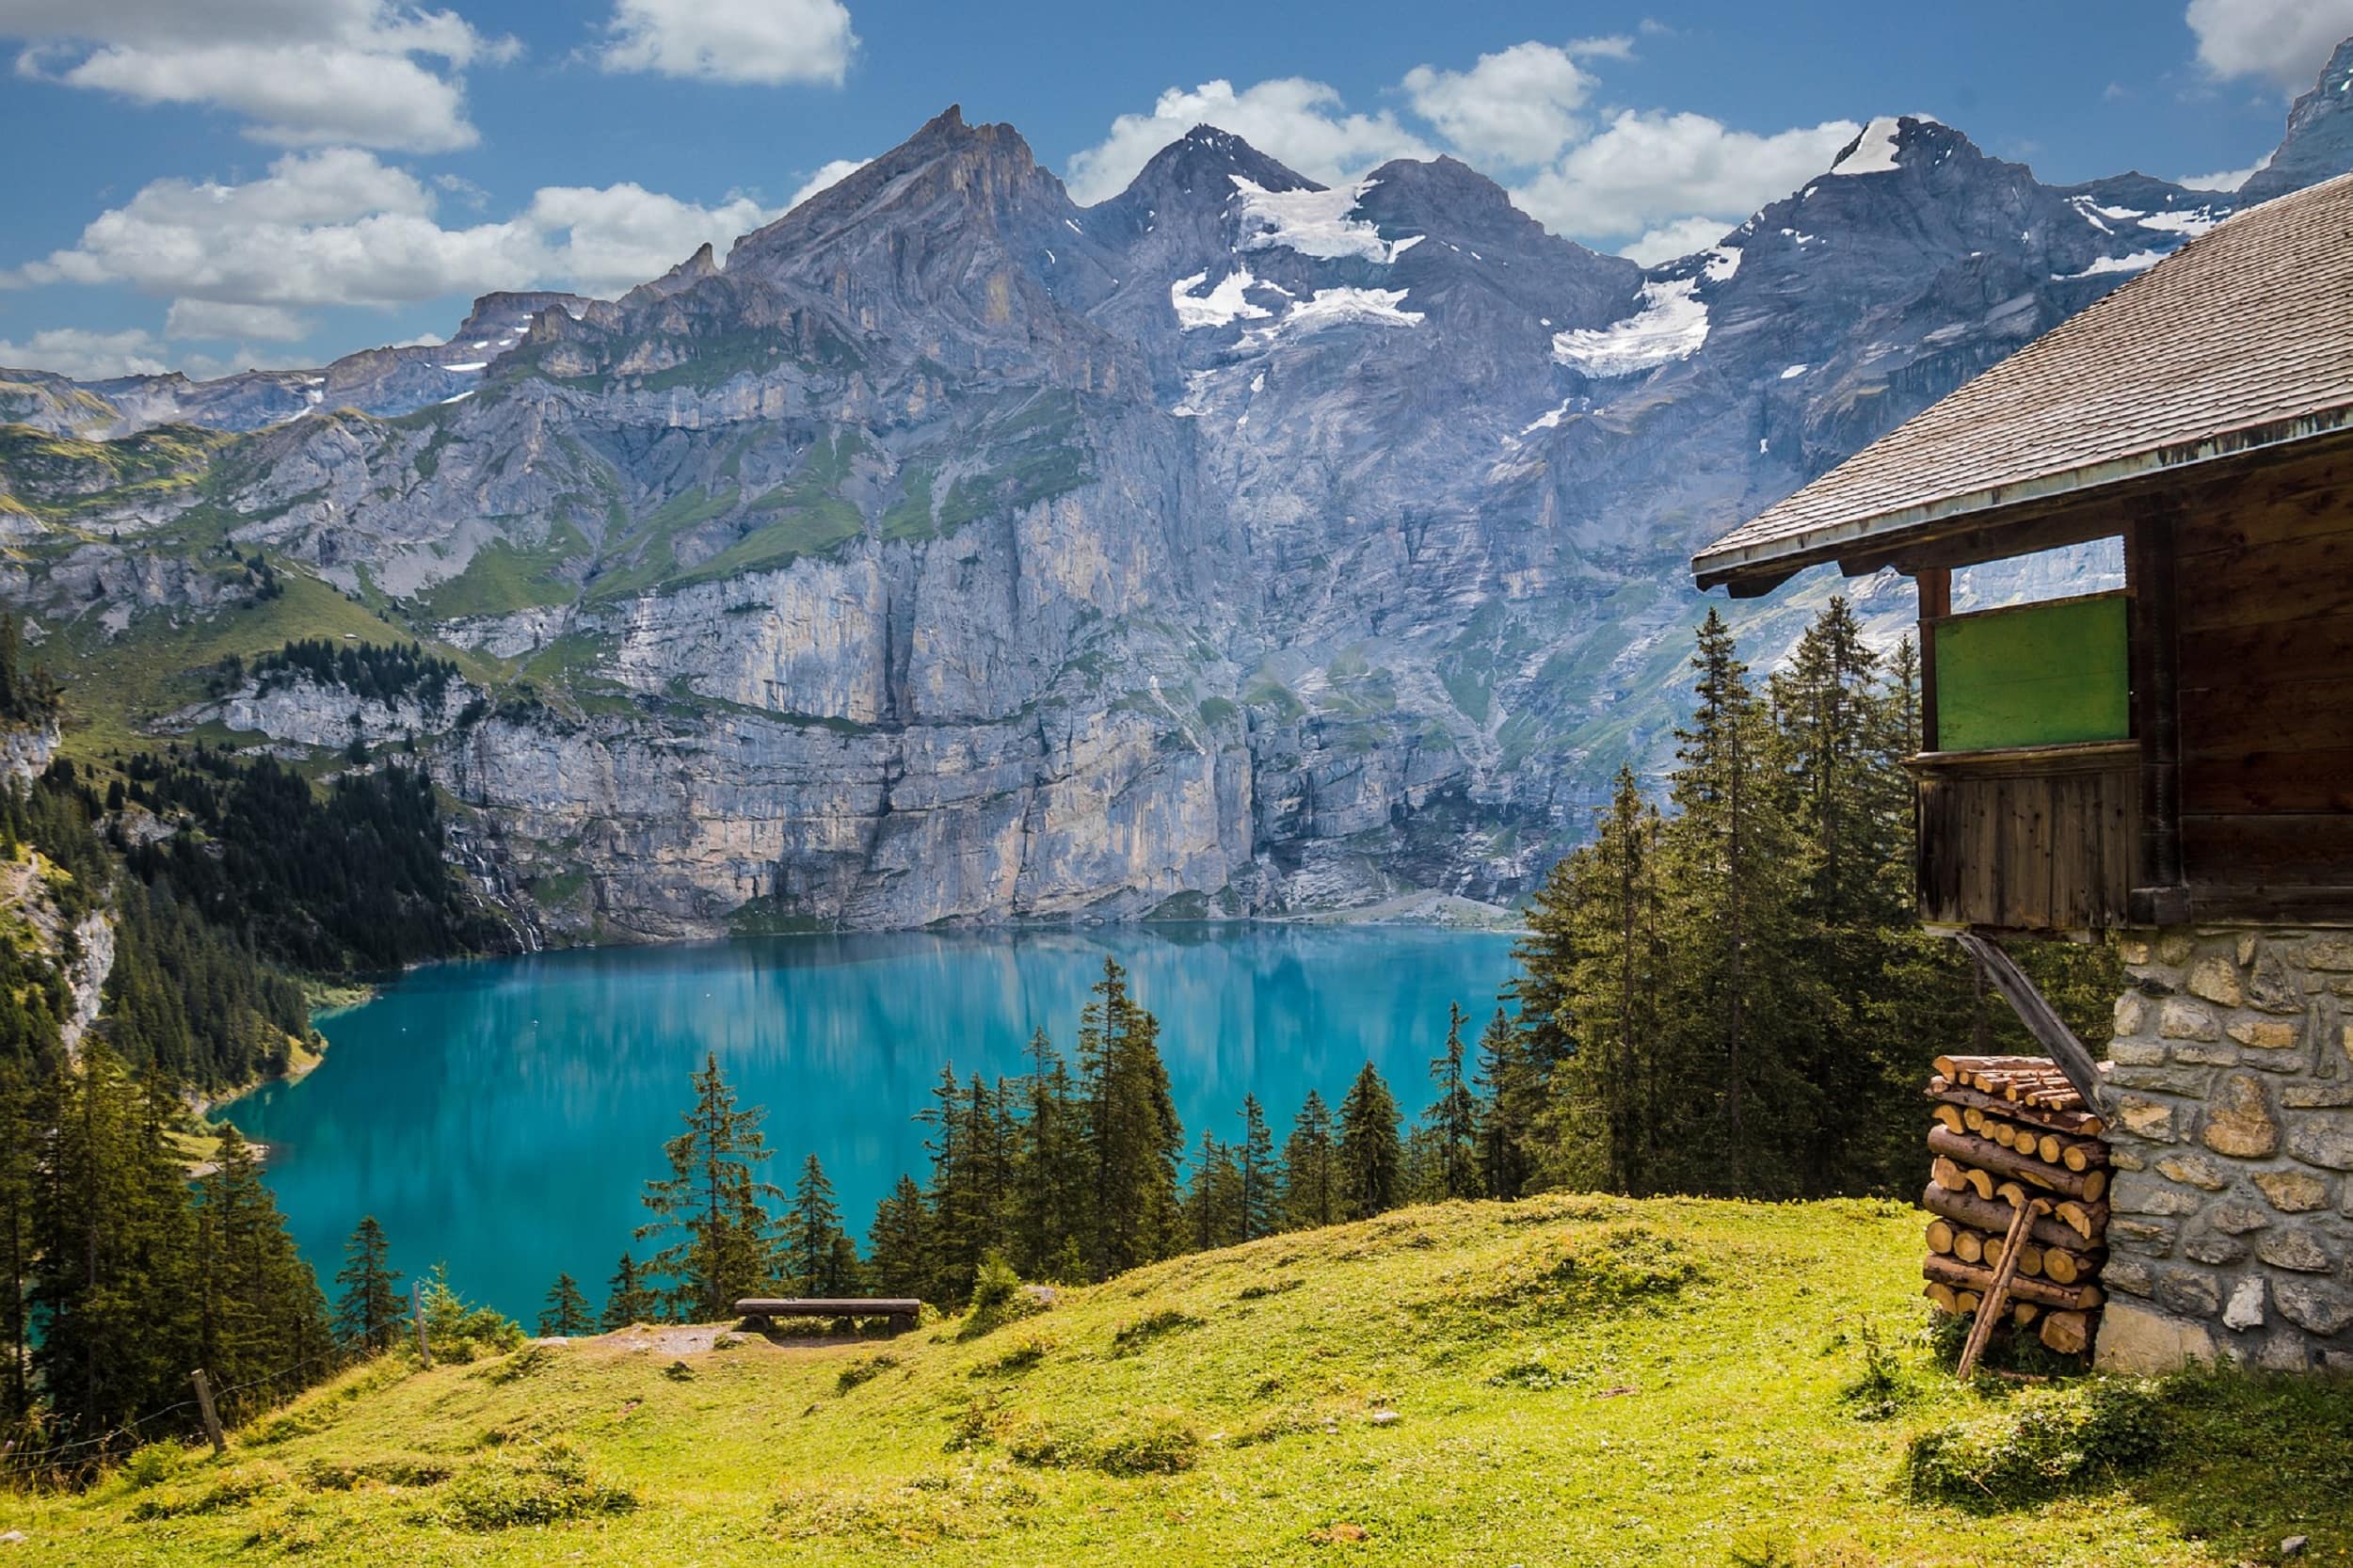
[1907,741,2141,935]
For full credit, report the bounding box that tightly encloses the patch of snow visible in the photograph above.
[440,390,473,405]
[1829,118,1906,176]
[2092,202,2144,221]
[440,361,487,373]
[1253,286,1424,340]
[470,339,490,348]
[1169,368,1216,418]
[1540,317,1552,327]
[1550,279,1709,377]
[1704,244,1742,281]
[2071,198,2115,234]
[1249,372,1264,392]
[2053,248,2168,280]
[1780,363,1808,379]
[1170,268,1273,329]
[1064,218,1081,233]
[1231,176,1394,264]
[2136,208,2220,236]
[1045,248,1056,264]
[1759,439,1769,453]
[1387,234,1426,259]
[304,389,323,404]
[1521,397,1576,435]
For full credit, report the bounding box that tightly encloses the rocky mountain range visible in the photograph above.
[2,40,2348,938]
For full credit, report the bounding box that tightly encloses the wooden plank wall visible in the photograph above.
[1913,744,2139,931]
[2174,442,2353,888]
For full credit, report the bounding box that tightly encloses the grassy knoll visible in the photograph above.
[5,1193,2346,1565]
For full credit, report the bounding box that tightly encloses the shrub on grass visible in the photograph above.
[129,1461,289,1519]
[1110,1308,1203,1356]
[435,1447,636,1530]
[1904,1380,2165,1509]
[970,1336,1048,1378]
[838,1352,903,1394]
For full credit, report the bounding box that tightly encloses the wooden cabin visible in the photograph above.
[1693,171,2353,1374]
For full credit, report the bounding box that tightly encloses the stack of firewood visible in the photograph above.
[1920,1054,2109,1357]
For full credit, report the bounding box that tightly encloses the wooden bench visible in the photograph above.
[732,1298,921,1335]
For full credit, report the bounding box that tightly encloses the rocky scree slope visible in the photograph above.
[0,61,2344,937]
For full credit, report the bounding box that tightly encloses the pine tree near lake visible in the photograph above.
[1336,1063,1405,1221]
[636,1053,785,1321]
[1279,1091,1338,1232]
[600,1253,658,1330]
[538,1273,593,1337]
[333,1216,404,1354]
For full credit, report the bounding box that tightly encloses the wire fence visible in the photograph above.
[0,1320,392,1480]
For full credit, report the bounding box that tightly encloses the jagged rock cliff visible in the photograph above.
[3,55,2348,938]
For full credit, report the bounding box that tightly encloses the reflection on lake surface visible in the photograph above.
[231,925,1520,1318]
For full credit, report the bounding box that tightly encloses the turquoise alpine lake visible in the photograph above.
[229,926,1520,1319]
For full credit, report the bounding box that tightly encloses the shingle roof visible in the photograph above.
[1693,170,2353,590]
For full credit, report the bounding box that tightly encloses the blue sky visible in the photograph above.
[0,0,2344,380]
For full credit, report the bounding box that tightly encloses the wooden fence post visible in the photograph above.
[412,1280,433,1369]
[190,1368,228,1456]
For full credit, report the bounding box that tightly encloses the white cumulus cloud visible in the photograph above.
[599,0,856,87]
[787,156,872,211]
[1512,110,1861,246]
[1063,77,1434,205]
[5,148,779,312]
[1618,216,1735,266]
[1,0,516,152]
[2185,0,2353,90]
[1401,41,1602,166]
[0,326,172,378]
[164,299,312,342]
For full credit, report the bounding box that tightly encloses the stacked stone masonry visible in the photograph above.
[2096,929,2353,1373]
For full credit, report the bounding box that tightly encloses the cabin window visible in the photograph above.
[1929,590,2130,752]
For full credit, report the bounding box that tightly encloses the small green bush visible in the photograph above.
[1111,1309,1203,1356]
[1905,1379,2165,1510]
[838,1352,903,1394]
[301,1456,452,1491]
[971,1336,1048,1378]
[130,1461,289,1519]
[119,1441,191,1491]
[435,1447,636,1530]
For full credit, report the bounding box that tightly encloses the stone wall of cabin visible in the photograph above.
[2096,928,2353,1373]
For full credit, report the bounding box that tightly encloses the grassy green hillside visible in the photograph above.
[6,1194,2346,1566]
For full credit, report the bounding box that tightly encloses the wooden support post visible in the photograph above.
[2125,515,2183,918]
[412,1280,433,1369]
[1917,566,1951,753]
[1951,931,2108,1114]
[1957,1197,2047,1380]
[190,1368,227,1456]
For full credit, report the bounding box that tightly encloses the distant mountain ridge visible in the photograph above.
[0,46,2345,937]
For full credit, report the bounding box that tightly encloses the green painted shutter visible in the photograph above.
[1933,592,2130,752]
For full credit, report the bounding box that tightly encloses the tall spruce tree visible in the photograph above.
[1076,960,1183,1279]
[1419,1002,1482,1200]
[0,1067,32,1420]
[636,1053,782,1320]
[1279,1092,1337,1230]
[866,1174,932,1299]
[192,1124,328,1421]
[1235,1095,1278,1241]
[1335,1064,1404,1220]
[1182,1133,1243,1252]
[1545,767,1668,1192]
[334,1215,403,1353]
[1657,610,1814,1196]
[1013,1029,1083,1277]
[600,1252,656,1329]
[538,1273,592,1336]
[1473,1008,1543,1201]
[785,1155,847,1296]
